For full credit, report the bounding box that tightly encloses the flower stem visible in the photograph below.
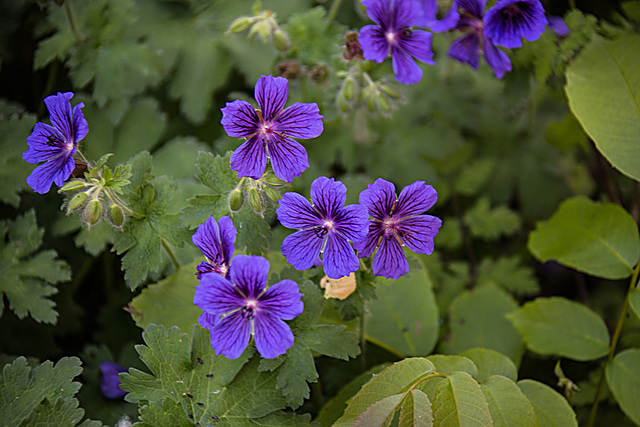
[587,255,640,427]
[327,0,344,23]
[64,0,87,43]
[161,238,180,270]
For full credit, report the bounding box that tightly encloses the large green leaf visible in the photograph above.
[630,288,640,320]
[432,371,492,426]
[460,348,518,382]
[606,349,640,425]
[528,196,640,279]
[365,267,439,357]
[517,380,577,427]
[507,297,609,361]
[481,375,537,427]
[565,35,640,181]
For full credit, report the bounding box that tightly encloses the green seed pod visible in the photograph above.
[228,188,243,212]
[248,187,263,213]
[366,89,378,112]
[378,83,402,99]
[261,173,286,187]
[109,204,125,227]
[67,192,88,213]
[229,17,252,33]
[84,199,102,226]
[342,76,358,102]
[273,29,289,51]
[59,180,87,193]
[264,186,281,202]
[337,93,351,113]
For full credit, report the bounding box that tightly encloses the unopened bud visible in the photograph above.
[67,192,88,213]
[366,90,378,112]
[228,188,243,212]
[264,186,281,202]
[273,29,289,51]
[337,94,351,113]
[109,204,125,227]
[84,199,102,225]
[248,187,263,212]
[229,17,252,33]
[60,180,87,193]
[375,93,393,115]
[261,173,286,187]
[342,76,358,102]
[378,83,402,99]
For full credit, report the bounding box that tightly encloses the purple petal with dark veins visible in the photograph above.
[230,135,267,180]
[281,228,325,271]
[26,153,75,194]
[398,30,435,66]
[255,74,289,121]
[267,137,309,183]
[483,38,512,78]
[208,311,252,359]
[359,178,396,221]
[276,192,322,230]
[198,312,219,328]
[362,0,392,26]
[23,123,69,163]
[393,0,422,27]
[391,47,423,85]
[394,181,437,219]
[310,177,347,219]
[221,99,260,138]
[354,221,384,258]
[398,215,442,254]
[333,204,369,243]
[484,0,548,49]
[192,216,223,263]
[194,273,244,315]
[72,102,88,142]
[372,235,409,279]
[44,92,74,142]
[229,255,269,299]
[359,25,389,63]
[457,0,486,18]
[448,32,481,69]
[253,312,295,359]
[276,102,323,139]
[218,216,237,265]
[418,0,460,32]
[259,280,304,320]
[323,232,360,279]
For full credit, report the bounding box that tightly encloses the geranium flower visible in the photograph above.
[194,255,304,359]
[23,92,88,194]
[359,0,435,85]
[484,0,548,49]
[99,361,127,399]
[276,176,369,279]
[192,216,237,279]
[355,179,441,279]
[417,0,460,33]
[221,74,323,183]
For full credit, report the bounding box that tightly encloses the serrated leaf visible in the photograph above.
[517,379,578,427]
[454,158,495,196]
[432,371,492,426]
[528,196,640,279]
[284,7,346,65]
[354,393,403,427]
[24,397,96,426]
[440,284,524,364]
[459,348,518,383]
[481,375,536,427]
[399,389,433,427]
[73,221,116,257]
[0,210,71,324]
[421,355,478,400]
[464,197,521,241]
[506,297,609,361]
[605,348,640,425]
[565,35,640,181]
[476,257,540,297]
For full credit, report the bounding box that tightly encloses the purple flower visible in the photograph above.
[417,0,460,33]
[359,0,435,85]
[277,177,369,279]
[484,0,547,49]
[221,74,323,183]
[548,15,570,38]
[99,361,127,399]
[194,255,304,359]
[22,92,88,194]
[447,0,512,78]
[192,216,237,279]
[355,179,441,279]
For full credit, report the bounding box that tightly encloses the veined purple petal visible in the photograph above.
[458,0,486,18]
[26,153,75,194]
[484,0,547,49]
[359,25,389,63]
[310,177,347,219]
[255,74,289,121]
[418,0,460,32]
[354,222,384,258]
[198,312,219,328]
[393,0,422,27]
[483,38,512,78]
[230,135,267,179]
[281,228,324,271]
[208,311,252,359]
[267,137,309,183]
[192,216,223,263]
[194,273,245,315]
[276,103,323,139]
[333,204,369,243]
[394,181,437,218]
[398,30,435,65]
[229,255,269,299]
[218,216,237,265]
[391,47,423,85]
[372,235,409,279]
[359,178,396,221]
[276,192,323,230]
[72,102,88,142]
[259,280,304,320]
[221,99,260,138]
[44,92,74,142]
[323,232,360,279]
[448,32,481,69]
[362,0,392,26]
[398,215,442,254]
[253,312,295,359]
[23,123,70,163]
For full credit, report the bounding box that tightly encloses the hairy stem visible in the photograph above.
[64,0,87,43]
[161,238,180,270]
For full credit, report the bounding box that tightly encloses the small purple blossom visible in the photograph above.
[548,15,570,38]
[192,216,237,279]
[484,0,548,49]
[417,0,460,33]
[23,92,88,194]
[221,74,323,183]
[277,177,369,279]
[194,255,303,359]
[359,0,435,85]
[355,179,441,280]
[99,361,127,399]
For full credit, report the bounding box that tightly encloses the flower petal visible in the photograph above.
[391,46,423,85]
[323,232,359,279]
[208,311,252,359]
[398,215,442,254]
[26,154,74,194]
[218,216,237,265]
[282,228,324,271]
[359,178,396,221]
[372,235,409,279]
[359,25,389,63]
[362,0,391,26]
[333,204,369,243]
[457,0,486,18]
[484,0,548,49]
[418,0,460,32]
[393,0,422,27]
[198,311,219,328]
[354,222,384,258]
[194,273,244,315]
[255,74,289,121]
[253,312,295,359]
[275,103,323,139]
[229,254,270,299]
[44,92,74,142]
[192,216,223,263]
[310,176,347,219]
[23,123,69,163]
[483,38,512,79]
[230,135,267,180]
[277,192,322,230]
[394,181,437,218]
[398,30,435,65]
[72,102,89,142]
[259,279,304,320]
[221,99,260,138]
[267,137,309,183]
[99,361,127,399]
[448,32,481,69]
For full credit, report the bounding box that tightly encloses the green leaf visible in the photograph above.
[565,35,640,181]
[476,257,540,297]
[284,7,346,65]
[440,284,524,364]
[353,393,403,427]
[24,397,97,426]
[506,297,609,361]
[630,288,640,320]
[528,196,640,279]
[454,158,495,196]
[421,355,478,400]
[606,348,640,425]
[334,358,436,426]
[459,348,518,383]
[0,210,71,324]
[481,375,537,427]
[0,101,35,206]
[399,389,433,427]
[517,380,577,427]
[463,197,521,241]
[365,267,439,357]
[432,371,492,426]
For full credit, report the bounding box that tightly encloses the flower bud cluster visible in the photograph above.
[227,172,289,216]
[228,4,289,52]
[337,67,404,117]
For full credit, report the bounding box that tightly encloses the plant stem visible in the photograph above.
[327,0,344,23]
[587,255,640,427]
[360,308,367,372]
[161,238,180,270]
[64,0,87,43]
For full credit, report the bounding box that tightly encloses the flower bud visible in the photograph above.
[261,173,286,187]
[378,83,402,99]
[273,29,289,52]
[374,93,393,115]
[67,192,88,213]
[263,186,281,202]
[229,17,252,33]
[342,76,358,102]
[228,188,243,212]
[84,199,102,226]
[248,187,263,213]
[109,204,125,227]
[337,93,351,113]
[60,180,87,193]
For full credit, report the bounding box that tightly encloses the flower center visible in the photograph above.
[383,217,400,236]
[242,299,259,319]
[313,221,334,239]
